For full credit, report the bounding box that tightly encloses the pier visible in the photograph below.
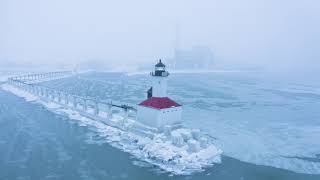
[6,71,157,137]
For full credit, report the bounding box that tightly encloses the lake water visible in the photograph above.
[0,71,319,180]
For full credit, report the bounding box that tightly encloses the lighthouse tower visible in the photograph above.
[137,60,182,128]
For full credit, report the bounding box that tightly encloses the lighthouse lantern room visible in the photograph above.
[137,60,182,128]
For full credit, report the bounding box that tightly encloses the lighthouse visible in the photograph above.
[137,60,182,128]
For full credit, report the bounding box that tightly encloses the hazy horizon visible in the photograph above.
[1,0,320,73]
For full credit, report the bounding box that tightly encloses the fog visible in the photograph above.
[1,0,319,73]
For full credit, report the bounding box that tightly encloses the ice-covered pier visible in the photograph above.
[6,71,158,136]
[3,70,222,175]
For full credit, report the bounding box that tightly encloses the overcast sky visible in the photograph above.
[1,0,319,72]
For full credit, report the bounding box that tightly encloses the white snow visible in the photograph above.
[59,107,222,175]
[1,84,38,102]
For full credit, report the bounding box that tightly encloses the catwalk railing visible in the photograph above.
[10,71,74,83]
[7,71,158,137]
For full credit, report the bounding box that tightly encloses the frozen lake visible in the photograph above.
[1,71,320,179]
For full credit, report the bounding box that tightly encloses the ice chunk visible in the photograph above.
[191,129,201,140]
[199,137,209,148]
[1,84,38,102]
[187,139,201,153]
[171,132,184,147]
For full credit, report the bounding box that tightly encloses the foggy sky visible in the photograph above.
[1,0,319,72]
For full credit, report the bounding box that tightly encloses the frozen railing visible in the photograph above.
[9,71,74,83]
[6,72,158,137]
[10,71,74,83]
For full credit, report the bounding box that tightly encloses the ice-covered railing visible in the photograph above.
[9,71,74,83]
[7,72,158,137]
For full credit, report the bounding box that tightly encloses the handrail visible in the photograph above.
[7,72,137,111]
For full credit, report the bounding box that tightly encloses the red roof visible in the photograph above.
[139,97,182,109]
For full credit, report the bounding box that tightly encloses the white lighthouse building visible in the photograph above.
[137,60,182,128]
